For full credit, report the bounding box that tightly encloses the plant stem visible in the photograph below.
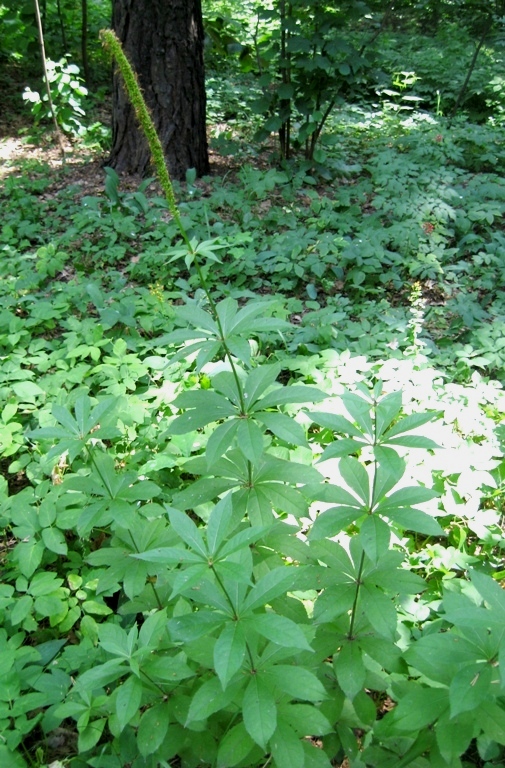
[212,565,256,670]
[33,0,65,159]
[347,392,379,640]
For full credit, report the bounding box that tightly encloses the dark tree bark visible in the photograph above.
[109,0,209,180]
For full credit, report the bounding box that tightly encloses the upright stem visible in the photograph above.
[100,28,252,477]
[212,566,256,671]
[33,0,66,159]
[347,395,379,640]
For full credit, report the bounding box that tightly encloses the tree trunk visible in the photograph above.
[109,0,209,180]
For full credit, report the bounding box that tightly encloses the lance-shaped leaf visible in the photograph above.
[237,418,264,462]
[167,507,207,557]
[270,719,304,768]
[216,721,256,768]
[268,664,327,702]
[242,566,299,612]
[308,411,365,438]
[214,622,247,689]
[206,494,235,556]
[242,675,277,749]
[243,613,313,651]
[116,674,143,732]
[170,390,236,433]
[341,391,374,438]
[174,303,219,334]
[257,411,308,446]
[359,515,391,563]
[137,702,170,756]
[310,506,364,539]
[334,640,366,701]
[380,410,443,442]
[132,546,204,565]
[172,478,239,510]
[187,677,244,724]
[318,438,365,461]
[339,457,370,505]
[374,391,403,439]
[169,611,226,643]
[253,384,325,410]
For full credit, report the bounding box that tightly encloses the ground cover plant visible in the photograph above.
[1,3,505,768]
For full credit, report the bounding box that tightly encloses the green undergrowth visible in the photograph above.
[1,84,505,768]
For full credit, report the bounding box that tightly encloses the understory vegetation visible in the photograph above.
[1,1,505,767]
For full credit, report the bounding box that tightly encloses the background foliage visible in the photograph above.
[1,1,505,767]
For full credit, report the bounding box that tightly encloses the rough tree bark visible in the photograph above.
[109,0,209,179]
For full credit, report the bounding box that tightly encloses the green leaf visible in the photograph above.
[318,438,364,461]
[341,391,373,437]
[305,482,361,507]
[385,507,444,536]
[133,546,203,565]
[206,419,240,465]
[242,674,277,749]
[310,506,363,539]
[359,516,390,563]
[449,663,492,717]
[245,613,313,651]
[175,303,218,333]
[269,665,327,702]
[214,622,247,689]
[170,563,208,598]
[391,685,449,731]
[167,507,207,557]
[360,584,398,640]
[137,702,170,756]
[116,674,143,731]
[256,412,307,446]
[169,611,225,642]
[371,447,405,504]
[243,364,281,408]
[309,411,364,439]
[78,718,106,753]
[207,494,235,556]
[257,385,325,409]
[41,527,68,555]
[187,677,243,723]
[15,539,44,578]
[435,710,474,763]
[217,525,270,558]
[76,659,126,692]
[243,567,299,612]
[339,457,370,505]
[170,398,236,433]
[172,477,238,510]
[217,721,256,767]
[377,486,439,512]
[270,719,304,768]
[237,418,264,462]
[384,435,440,448]
[98,623,130,657]
[279,703,333,737]
[10,594,33,626]
[381,411,442,441]
[478,700,505,744]
[471,570,505,619]
[52,403,80,435]
[374,392,403,439]
[334,641,366,700]
[12,380,45,402]
[405,632,479,685]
